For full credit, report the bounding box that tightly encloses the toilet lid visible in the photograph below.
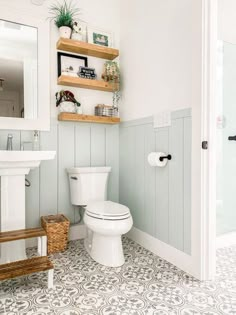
[86,201,130,220]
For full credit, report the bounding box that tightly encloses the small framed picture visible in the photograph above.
[57,52,88,77]
[87,27,112,47]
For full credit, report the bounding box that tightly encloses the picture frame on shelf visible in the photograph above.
[57,52,88,77]
[87,27,113,47]
[71,20,87,42]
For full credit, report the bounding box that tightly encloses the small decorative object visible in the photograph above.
[78,66,97,80]
[95,104,119,117]
[71,21,84,41]
[87,26,112,47]
[48,0,80,39]
[57,52,88,77]
[55,90,81,113]
[102,61,121,109]
[41,214,70,254]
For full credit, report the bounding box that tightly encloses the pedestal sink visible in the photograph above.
[0,150,56,263]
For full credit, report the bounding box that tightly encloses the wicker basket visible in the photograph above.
[41,214,70,254]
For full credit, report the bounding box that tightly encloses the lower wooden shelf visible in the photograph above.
[58,113,120,124]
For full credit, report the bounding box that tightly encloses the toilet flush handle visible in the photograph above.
[71,176,78,180]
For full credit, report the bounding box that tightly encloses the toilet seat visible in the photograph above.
[86,201,130,220]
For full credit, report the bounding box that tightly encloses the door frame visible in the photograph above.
[199,0,218,280]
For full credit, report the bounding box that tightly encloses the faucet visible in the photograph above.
[6,134,13,151]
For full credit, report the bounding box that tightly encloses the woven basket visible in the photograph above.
[41,214,70,254]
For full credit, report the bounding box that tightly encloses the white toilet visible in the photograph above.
[67,166,133,267]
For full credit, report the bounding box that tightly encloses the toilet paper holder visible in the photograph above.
[159,154,172,162]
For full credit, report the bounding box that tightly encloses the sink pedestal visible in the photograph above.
[0,170,30,263]
[0,150,56,264]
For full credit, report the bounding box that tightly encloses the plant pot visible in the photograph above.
[59,101,76,113]
[71,33,83,41]
[59,26,72,39]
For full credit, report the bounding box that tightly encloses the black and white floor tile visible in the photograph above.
[0,238,236,314]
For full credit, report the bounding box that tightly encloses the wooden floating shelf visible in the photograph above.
[57,38,119,60]
[58,75,119,92]
[58,113,120,124]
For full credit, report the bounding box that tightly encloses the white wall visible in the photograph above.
[0,0,120,118]
[218,0,236,44]
[120,0,201,121]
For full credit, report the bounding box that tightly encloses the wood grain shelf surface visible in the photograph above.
[58,112,120,124]
[57,38,119,60]
[0,256,53,281]
[58,75,119,92]
[0,227,46,243]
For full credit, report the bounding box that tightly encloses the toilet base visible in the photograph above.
[90,233,125,267]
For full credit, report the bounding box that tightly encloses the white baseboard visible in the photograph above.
[216,231,236,249]
[26,224,86,248]
[127,227,193,276]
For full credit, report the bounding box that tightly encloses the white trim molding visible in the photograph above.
[127,227,194,276]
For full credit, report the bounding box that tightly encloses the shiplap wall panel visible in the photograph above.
[75,125,91,167]
[169,118,184,251]
[91,125,106,166]
[184,117,192,254]
[58,123,75,222]
[155,127,169,243]
[119,126,136,219]
[143,124,156,236]
[0,121,119,227]
[106,125,119,202]
[40,124,58,217]
[134,125,145,231]
[119,109,192,255]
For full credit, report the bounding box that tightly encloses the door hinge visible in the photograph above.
[202,141,208,150]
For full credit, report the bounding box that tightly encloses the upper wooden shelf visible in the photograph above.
[58,112,120,124]
[57,38,119,60]
[58,75,119,92]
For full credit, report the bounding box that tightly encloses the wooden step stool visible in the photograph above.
[0,227,54,288]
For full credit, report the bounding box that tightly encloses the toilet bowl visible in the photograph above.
[67,167,133,267]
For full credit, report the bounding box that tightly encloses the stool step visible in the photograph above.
[0,228,46,243]
[0,256,53,281]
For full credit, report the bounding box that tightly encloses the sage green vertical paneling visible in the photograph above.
[134,125,145,231]
[58,123,75,223]
[119,126,136,216]
[184,117,192,254]
[75,125,91,167]
[143,124,156,236]
[40,124,58,217]
[21,131,40,228]
[169,118,184,251]
[91,125,106,166]
[155,127,169,243]
[106,125,119,202]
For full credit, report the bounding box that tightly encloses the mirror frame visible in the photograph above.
[0,7,50,130]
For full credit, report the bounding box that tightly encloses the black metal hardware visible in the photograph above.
[159,154,172,162]
[228,135,236,141]
[202,141,208,150]
[71,176,78,180]
[25,179,31,187]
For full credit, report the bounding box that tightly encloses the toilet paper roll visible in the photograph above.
[147,152,168,167]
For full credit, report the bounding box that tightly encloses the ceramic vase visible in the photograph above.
[59,26,72,39]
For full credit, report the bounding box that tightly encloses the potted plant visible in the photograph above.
[49,0,79,39]
[56,90,82,113]
[102,61,121,112]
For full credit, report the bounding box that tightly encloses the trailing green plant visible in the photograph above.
[102,61,121,108]
[48,0,80,29]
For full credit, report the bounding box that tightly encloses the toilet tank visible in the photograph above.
[67,167,111,206]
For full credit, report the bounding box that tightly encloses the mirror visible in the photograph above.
[0,7,50,130]
[0,20,38,119]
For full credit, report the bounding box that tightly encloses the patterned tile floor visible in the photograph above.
[0,238,236,315]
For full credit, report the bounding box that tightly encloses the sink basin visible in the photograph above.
[0,150,56,171]
[0,150,56,263]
